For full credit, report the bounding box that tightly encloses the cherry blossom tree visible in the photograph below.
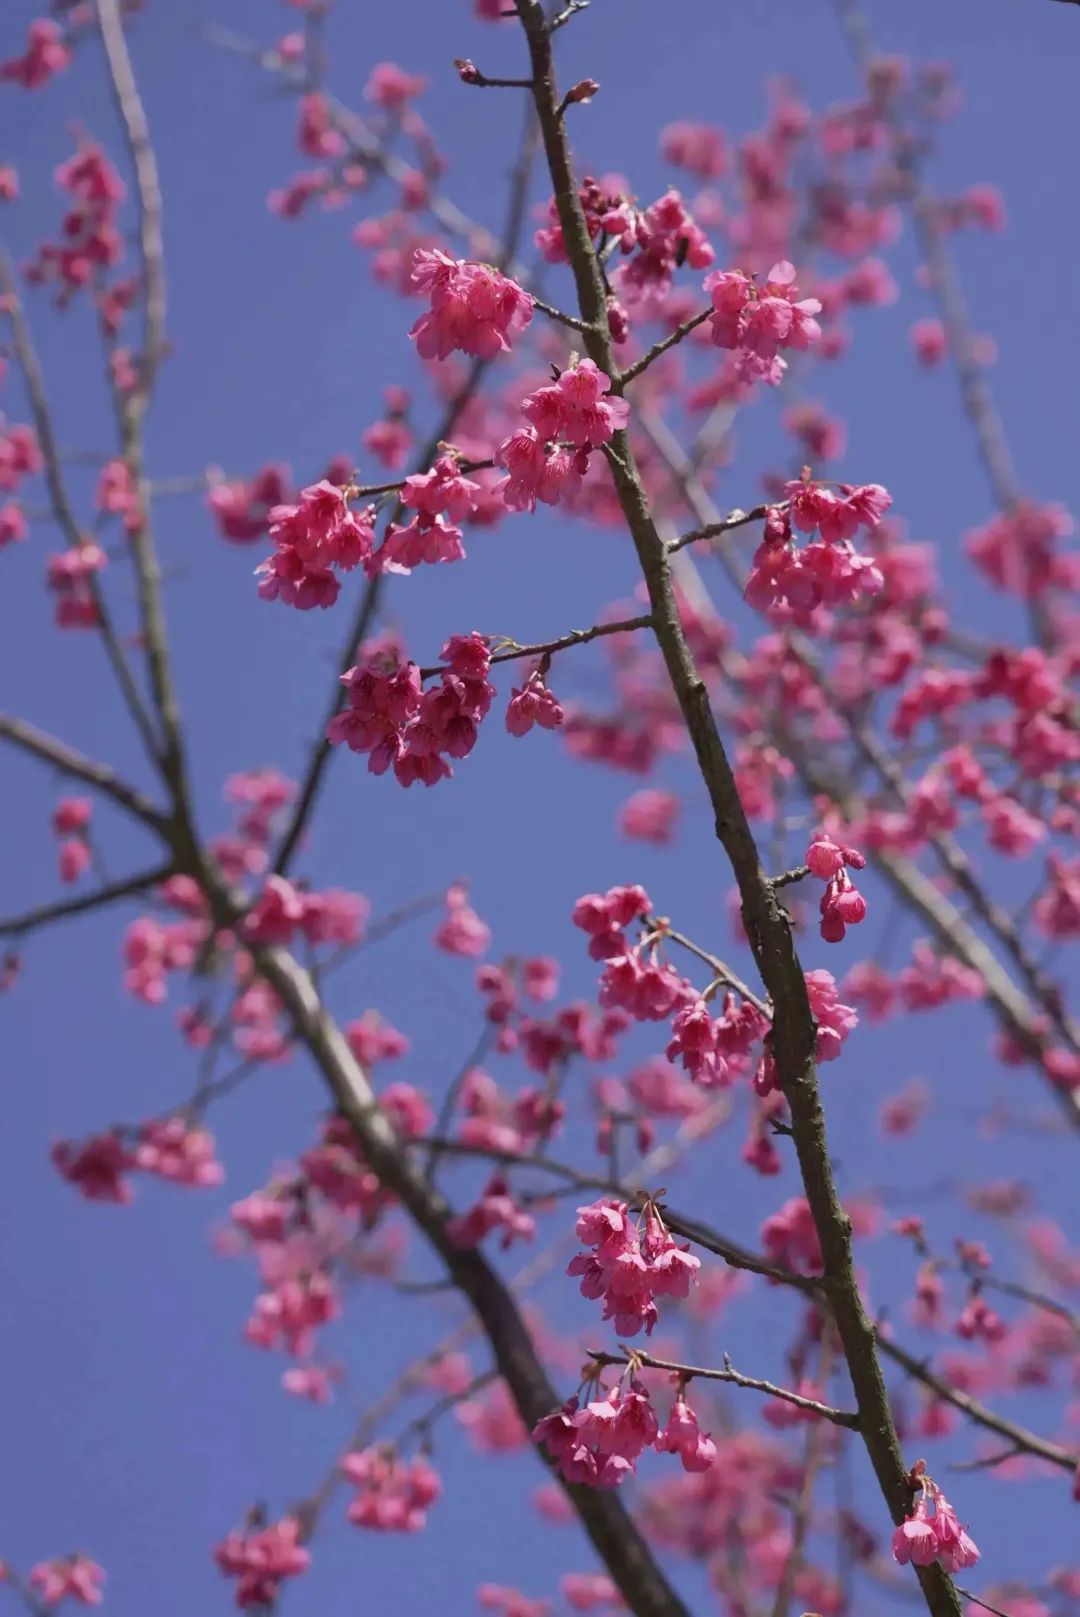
[2,2,1079,1617]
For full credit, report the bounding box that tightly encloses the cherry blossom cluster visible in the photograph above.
[213,1517,310,1609]
[533,1375,715,1488]
[327,633,494,786]
[256,479,376,609]
[52,795,92,885]
[892,1470,980,1574]
[806,830,869,942]
[27,1555,104,1608]
[1,18,70,90]
[340,1446,442,1531]
[408,248,533,360]
[569,1199,699,1337]
[497,359,630,513]
[51,1118,223,1204]
[446,1171,536,1250]
[242,874,369,949]
[0,420,41,549]
[25,141,125,304]
[705,259,822,383]
[46,542,107,629]
[745,479,892,619]
[208,463,292,543]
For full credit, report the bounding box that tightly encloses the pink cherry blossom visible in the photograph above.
[409,249,533,361]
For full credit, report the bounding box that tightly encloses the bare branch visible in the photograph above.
[0,252,161,764]
[97,0,192,823]
[666,503,771,557]
[876,1334,1078,1474]
[619,306,713,388]
[0,714,169,834]
[0,865,174,939]
[531,295,595,334]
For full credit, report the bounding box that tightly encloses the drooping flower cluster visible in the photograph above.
[46,543,107,629]
[52,795,92,884]
[25,141,125,304]
[533,1376,714,1488]
[806,831,868,942]
[446,1171,535,1250]
[705,260,821,383]
[328,634,495,787]
[341,1446,442,1531]
[569,1199,699,1336]
[506,668,565,737]
[256,479,376,609]
[892,1473,980,1575]
[408,249,533,360]
[497,360,629,513]
[1,18,71,91]
[745,480,891,618]
[213,1517,310,1608]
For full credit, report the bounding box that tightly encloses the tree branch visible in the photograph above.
[217,901,694,1617]
[416,614,653,680]
[0,252,161,765]
[618,306,713,387]
[0,714,169,834]
[510,8,961,1611]
[0,865,174,939]
[97,0,192,824]
[586,1347,860,1428]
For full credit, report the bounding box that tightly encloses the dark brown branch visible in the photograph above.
[531,295,595,334]
[511,7,960,1611]
[587,1348,860,1428]
[666,503,770,557]
[416,614,653,680]
[0,865,174,939]
[619,306,713,387]
[0,714,169,834]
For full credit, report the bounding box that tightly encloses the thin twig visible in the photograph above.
[531,295,594,334]
[587,1347,859,1428]
[417,614,653,680]
[0,252,161,764]
[666,503,770,557]
[618,306,712,387]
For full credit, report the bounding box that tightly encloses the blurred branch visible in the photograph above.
[0,252,161,764]
[0,714,169,833]
[0,864,173,939]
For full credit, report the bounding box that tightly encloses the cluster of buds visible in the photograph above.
[805,831,869,942]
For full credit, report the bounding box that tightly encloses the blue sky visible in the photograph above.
[2,1,1079,1612]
